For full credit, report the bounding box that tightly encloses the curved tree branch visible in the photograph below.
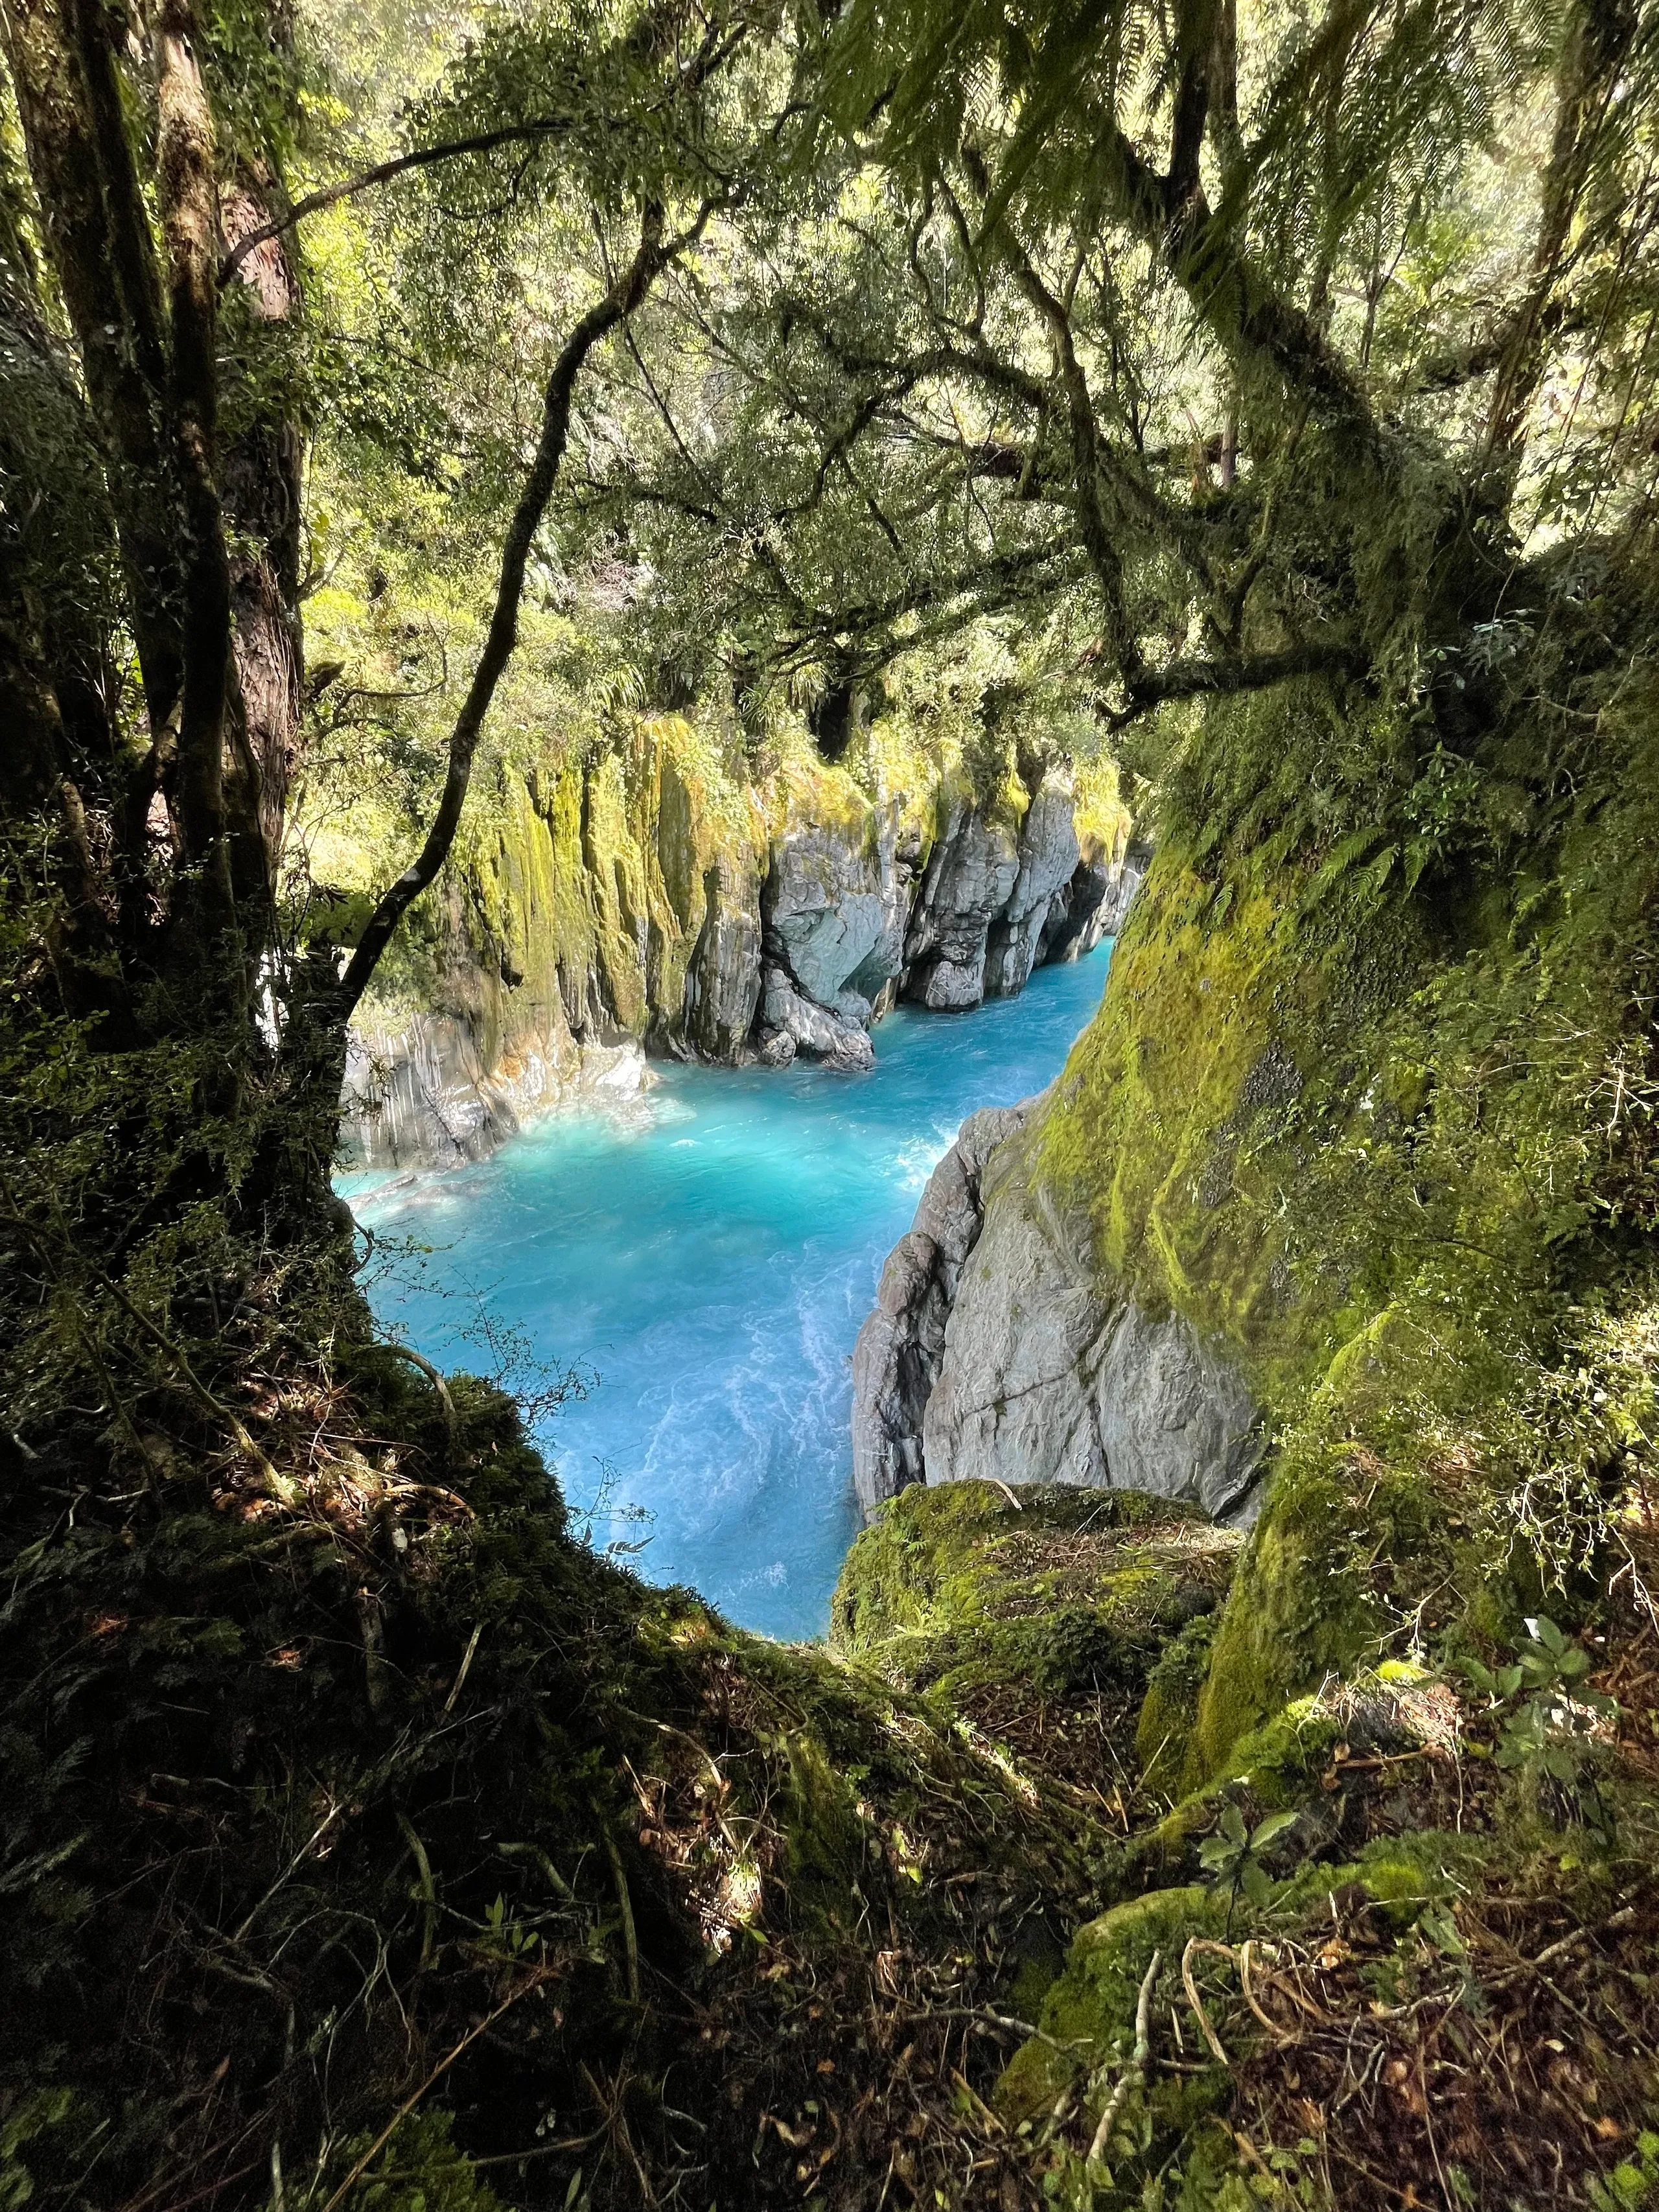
[217,119,570,285]
[1105,640,1366,728]
[334,196,719,1021]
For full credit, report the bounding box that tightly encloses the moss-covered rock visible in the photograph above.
[993,1883,1225,2126]
[831,1481,1240,1845]
[832,1480,1238,1708]
[930,657,1659,1782]
[1134,1611,1220,1797]
[341,706,1132,1166]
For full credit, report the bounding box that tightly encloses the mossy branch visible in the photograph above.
[336,192,724,1021]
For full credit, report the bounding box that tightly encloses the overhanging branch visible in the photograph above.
[334,196,720,1021]
[218,119,570,285]
[1106,640,1366,727]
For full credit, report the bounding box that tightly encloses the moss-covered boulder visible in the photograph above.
[834,1482,1238,1686]
[993,1883,1226,2127]
[832,1482,1240,1819]
[909,655,1659,1783]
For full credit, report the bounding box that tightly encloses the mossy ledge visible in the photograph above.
[0,1362,1147,2212]
[818,642,1659,2201]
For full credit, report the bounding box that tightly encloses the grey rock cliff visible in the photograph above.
[679,859,765,1062]
[851,1095,1042,1511]
[340,1018,649,1172]
[851,1073,1263,1524]
[1041,839,1150,967]
[755,806,910,1067]
[922,1148,1263,1520]
[902,802,1023,1010]
[983,771,1084,997]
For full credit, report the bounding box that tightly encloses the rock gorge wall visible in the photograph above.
[340,716,1140,1169]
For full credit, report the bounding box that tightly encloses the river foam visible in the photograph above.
[343,940,1112,1639]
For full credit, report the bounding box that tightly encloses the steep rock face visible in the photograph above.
[851,1099,1039,1509]
[903,802,1023,1009]
[754,802,911,1067]
[341,1020,648,1172]
[340,719,767,1170]
[851,1078,1262,1522]
[983,773,1083,997]
[923,1147,1263,1519]
[342,722,1138,1169]
[1041,839,1150,965]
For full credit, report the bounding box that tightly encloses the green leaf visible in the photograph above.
[1249,1811,1298,1852]
[1240,1861,1272,1905]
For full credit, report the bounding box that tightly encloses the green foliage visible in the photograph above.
[995,1887,1225,2130]
[1134,1612,1220,1798]
[1590,2132,1659,2212]
[1197,1804,1299,1922]
[8,5,1659,2209]
[0,2090,76,2212]
[331,2112,502,2212]
[1462,1612,1619,1792]
[831,1481,1236,1717]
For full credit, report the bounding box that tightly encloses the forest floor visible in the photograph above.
[5,1333,1657,2212]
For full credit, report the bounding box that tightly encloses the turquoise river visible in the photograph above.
[345,938,1112,1640]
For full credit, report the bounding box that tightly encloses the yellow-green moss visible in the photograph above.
[993,1885,1224,2126]
[1008,668,1659,1783]
[831,1482,1238,1719]
[1134,1611,1220,1797]
[1071,753,1133,868]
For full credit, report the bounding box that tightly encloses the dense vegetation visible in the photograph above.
[4,0,1659,2205]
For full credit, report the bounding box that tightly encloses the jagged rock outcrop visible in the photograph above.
[341,719,1141,1168]
[852,1097,1043,1507]
[756,970,875,1071]
[753,803,911,1066]
[851,1078,1264,1524]
[1041,837,1150,964]
[983,772,1084,997]
[903,804,1023,1009]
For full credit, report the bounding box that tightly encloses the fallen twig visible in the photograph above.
[603,1831,641,2001]
[1088,1948,1161,2163]
[1181,1936,1230,2066]
[1485,1902,1637,1986]
[892,2003,1085,2050]
[1239,1940,1297,2047]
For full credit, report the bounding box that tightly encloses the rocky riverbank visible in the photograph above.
[340,716,1141,1169]
[850,1080,1264,1524]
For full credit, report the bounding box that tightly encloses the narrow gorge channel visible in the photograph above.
[344,940,1113,1638]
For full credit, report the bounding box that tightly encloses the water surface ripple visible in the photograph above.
[345,940,1112,1639]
